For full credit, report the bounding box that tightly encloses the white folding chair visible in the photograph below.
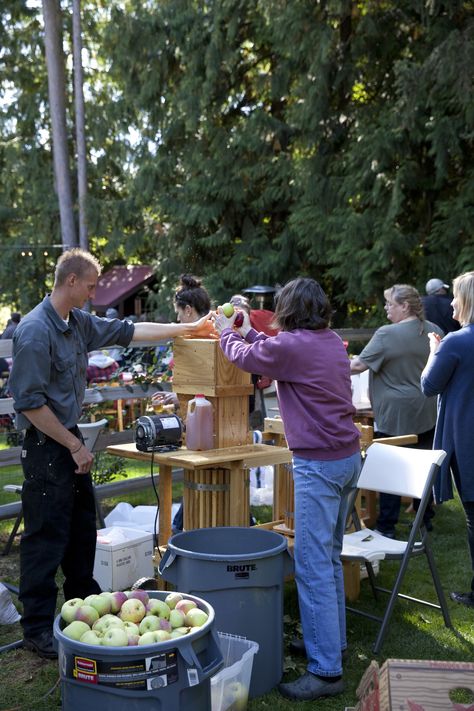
[2,419,109,555]
[341,442,452,653]
[78,418,108,528]
[77,418,108,453]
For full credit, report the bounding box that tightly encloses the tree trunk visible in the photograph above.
[72,0,88,251]
[42,0,77,249]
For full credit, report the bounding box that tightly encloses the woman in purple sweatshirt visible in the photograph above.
[214,277,361,702]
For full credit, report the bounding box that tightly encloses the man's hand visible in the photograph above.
[71,443,94,475]
[186,312,218,338]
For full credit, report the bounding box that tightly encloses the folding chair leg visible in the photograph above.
[372,540,416,654]
[2,510,23,556]
[365,562,379,600]
[93,488,106,529]
[424,537,453,629]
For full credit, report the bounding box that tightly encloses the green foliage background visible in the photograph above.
[0,0,473,321]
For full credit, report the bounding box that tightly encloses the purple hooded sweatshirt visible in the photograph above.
[220,327,360,461]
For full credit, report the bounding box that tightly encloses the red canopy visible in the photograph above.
[249,309,279,336]
[91,265,155,312]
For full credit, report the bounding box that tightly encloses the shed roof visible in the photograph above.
[91,265,155,310]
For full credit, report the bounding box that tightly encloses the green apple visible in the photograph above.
[184,607,208,627]
[164,592,183,610]
[84,594,111,617]
[74,604,99,627]
[170,626,190,638]
[221,302,234,318]
[61,597,84,624]
[224,681,248,711]
[80,629,103,646]
[146,598,171,619]
[119,598,146,623]
[102,627,128,647]
[63,620,91,641]
[169,609,186,628]
[139,615,160,635]
[155,630,171,642]
[175,599,196,615]
[93,614,125,633]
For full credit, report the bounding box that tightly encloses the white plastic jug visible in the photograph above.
[186,394,214,450]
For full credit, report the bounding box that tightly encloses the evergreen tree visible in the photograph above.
[106,0,474,317]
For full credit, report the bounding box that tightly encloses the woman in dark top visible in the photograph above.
[421,270,474,608]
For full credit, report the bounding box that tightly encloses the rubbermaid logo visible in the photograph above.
[227,564,256,579]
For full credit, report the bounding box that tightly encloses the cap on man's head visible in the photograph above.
[425,278,449,295]
[105,307,119,319]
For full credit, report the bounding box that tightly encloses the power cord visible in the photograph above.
[149,450,162,558]
[4,675,61,710]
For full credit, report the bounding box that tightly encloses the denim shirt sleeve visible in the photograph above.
[72,309,135,352]
[9,302,135,429]
[8,326,51,414]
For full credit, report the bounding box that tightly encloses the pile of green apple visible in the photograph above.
[60,590,209,647]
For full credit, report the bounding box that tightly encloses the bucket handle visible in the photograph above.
[179,627,223,679]
[158,548,176,578]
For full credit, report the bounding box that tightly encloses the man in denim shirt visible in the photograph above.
[8,249,210,658]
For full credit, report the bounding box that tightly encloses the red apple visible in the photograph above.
[127,589,150,606]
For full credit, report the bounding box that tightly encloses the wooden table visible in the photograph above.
[106,442,292,547]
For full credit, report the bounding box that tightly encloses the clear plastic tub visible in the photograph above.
[211,633,259,711]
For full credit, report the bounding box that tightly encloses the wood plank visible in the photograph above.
[106,442,292,470]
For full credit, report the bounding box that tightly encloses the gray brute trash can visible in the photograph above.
[53,591,223,711]
[159,527,294,698]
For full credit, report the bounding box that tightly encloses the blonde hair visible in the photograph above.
[384,283,425,333]
[453,271,474,326]
[55,249,101,286]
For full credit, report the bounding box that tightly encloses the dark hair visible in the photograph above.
[272,278,331,331]
[11,312,21,324]
[174,274,211,317]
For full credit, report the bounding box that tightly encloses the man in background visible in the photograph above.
[422,278,460,334]
[1,312,21,339]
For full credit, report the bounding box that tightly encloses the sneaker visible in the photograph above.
[278,671,344,701]
[24,631,57,660]
[449,591,474,608]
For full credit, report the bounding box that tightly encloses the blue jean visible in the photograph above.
[293,451,361,677]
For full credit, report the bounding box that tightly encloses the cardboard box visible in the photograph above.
[354,658,474,711]
[93,527,154,592]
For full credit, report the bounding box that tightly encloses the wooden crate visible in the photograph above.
[173,338,253,397]
[354,659,474,711]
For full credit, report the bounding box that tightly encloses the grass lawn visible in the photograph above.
[1,473,473,710]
